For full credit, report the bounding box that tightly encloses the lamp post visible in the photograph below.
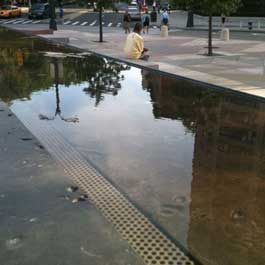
[98,0,103,42]
[49,0,57,31]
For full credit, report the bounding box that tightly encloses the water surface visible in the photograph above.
[0,27,265,265]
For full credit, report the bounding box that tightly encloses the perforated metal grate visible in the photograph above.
[19,113,196,265]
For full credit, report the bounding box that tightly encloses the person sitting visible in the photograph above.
[124,23,149,61]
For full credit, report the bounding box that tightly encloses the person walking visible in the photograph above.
[123,10,131,34]
[152,1,156,11]
[142,10,150,34]
[124,22,149,61]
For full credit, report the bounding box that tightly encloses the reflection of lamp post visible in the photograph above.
[39,57,79,123]
[49,0,57,30]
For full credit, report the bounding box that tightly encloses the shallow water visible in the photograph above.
[0,27,265,265]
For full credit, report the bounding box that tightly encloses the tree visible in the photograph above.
[171,0,241,56]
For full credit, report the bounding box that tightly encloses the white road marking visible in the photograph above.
[90,20,96,26]
[22,20,32,24]
[72,21,79,25]
[13,19,25,24]
[3,19,17,24]
[64,20,71,25]
[32,20,41,24]
[108,22,112,27]
[81,21,88,26]
[102,22,105,25]
[117,22,121,27]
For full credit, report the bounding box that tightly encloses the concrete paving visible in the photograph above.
[5,22,265,100]
[0,100,143,265]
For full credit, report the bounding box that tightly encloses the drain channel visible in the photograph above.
[19,113,196,265]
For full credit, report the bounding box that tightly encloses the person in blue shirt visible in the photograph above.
[161,9,169,26]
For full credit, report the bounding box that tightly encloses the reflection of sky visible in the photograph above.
[11,66,195,247]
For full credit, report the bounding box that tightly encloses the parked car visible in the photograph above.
[128,6,141,21]
[28,3,49,19]
[161,2,171,12]
[0,5,22,18]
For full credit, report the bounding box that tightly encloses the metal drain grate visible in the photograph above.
[18,112,196,265]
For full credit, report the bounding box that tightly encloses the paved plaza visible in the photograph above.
[7,23,265,99]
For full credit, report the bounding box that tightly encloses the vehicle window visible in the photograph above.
[1,6,11,10]
[32,4,44,10]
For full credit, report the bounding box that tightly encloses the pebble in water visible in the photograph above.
[72,197,87,204]
[67,186,79,193]
[6,237,23,250]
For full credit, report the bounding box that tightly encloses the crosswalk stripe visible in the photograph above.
[13,19,25,24]
[64,20,71,25]
[81,21,88,26]
[90,20,96,26]
[72,21,79,25]
[108,22,112,27]
[22,20,32,24]
[32,20,41,24]
[3,19,17,24]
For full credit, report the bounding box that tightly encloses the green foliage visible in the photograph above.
[171,0,241,15]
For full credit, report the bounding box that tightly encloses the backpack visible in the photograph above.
[144,15,150,24]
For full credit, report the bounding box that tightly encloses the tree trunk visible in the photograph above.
[99,5,103,42]
[208,14,213,56]
[49,0,57,30]
[186,10,194,28]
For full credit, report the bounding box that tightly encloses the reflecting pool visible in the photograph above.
[0,27,265,265]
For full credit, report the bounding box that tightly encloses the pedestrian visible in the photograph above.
[123,10,131,34]
[161,9,169,26]
[157,2,161,14]
[221,14,226,27]
[142,10,150,34]
[152,1,156,11]
[124,22,149,61]
[59,6,64,19]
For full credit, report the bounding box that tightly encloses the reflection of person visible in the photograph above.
[124,23,149,61]
[142,11,150,34]
[123,10,131,34]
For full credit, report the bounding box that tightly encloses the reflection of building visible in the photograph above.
[190,98,265,265]
[143,72,265,265]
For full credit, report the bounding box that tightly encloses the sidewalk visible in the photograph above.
[47,27,265,99]
[6,23,265,100]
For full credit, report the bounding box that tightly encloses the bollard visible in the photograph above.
[160,25,168,37]
[220,28,230,41]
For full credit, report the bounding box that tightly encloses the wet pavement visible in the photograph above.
[0,27,265,265]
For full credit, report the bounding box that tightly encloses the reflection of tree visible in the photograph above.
[83,60,129,106]
[142,70,222,133]
[0,28,131,107]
